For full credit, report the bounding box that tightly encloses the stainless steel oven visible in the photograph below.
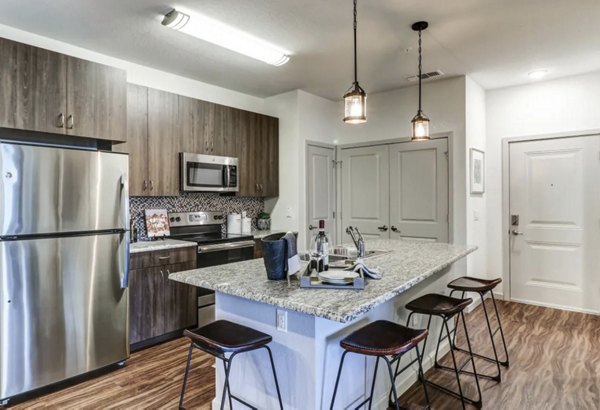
[180,152,238,193]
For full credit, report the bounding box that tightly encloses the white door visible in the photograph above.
[389,139,449,242]
[306,144,336,248]
[509,135,600,313]
[340,145,390,239]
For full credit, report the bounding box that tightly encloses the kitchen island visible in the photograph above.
[170,239,476,410]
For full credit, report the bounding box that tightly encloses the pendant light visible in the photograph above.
[411,21,430,141]
[343,0,367,124]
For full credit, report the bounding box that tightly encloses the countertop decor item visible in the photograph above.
[343,0,367,124]
[257,211,271,231]
[411,21,431,141]
[144,209,170,238]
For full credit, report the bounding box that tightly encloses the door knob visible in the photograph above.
[308,225,316,230]
[378,225,388,232]
[511,230,524,236]
[390,226,399,232]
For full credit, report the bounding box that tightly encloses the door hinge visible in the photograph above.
[333,160,342,168]
[333,211,336,219]
[444,151,449,158]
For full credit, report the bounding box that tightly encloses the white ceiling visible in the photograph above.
[1,0,599,100]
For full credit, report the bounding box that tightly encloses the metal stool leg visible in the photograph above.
[221,358,234,410]
[479,292,502,381]
[178,342,194,410]
[491,292,510,366]
[443,318,467,410]
[367,357,380,410]
[263,346,284,410]
[415,345,431,409]
[382,356,401,410]
[459,311,483,407]
[330,350,349,410]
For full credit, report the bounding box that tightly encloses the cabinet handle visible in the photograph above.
[160,270,164,279]
[149,180,154,191]
[255,183,259,191]
[205,140,209,152]
[166,269,171,275]
[143,180,148,191]
[67,114,74,129]
[56,113,65,128]
[158,255,170,260]
[210,141,214,152]
[391,226,399,232]
[260,184,264,192]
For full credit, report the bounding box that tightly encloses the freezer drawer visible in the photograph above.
[0,142,128,236]
[0,232,129,399]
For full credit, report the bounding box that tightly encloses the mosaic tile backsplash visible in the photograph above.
[130,193,264,240]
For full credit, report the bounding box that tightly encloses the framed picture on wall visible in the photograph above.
[470,148,485,194]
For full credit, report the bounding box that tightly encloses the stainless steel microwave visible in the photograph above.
[180,152,239,193]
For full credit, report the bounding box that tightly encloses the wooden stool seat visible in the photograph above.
[183,320,272,354]
[405,293,473,316]
[448,276,502,293]
[340,320,428,356]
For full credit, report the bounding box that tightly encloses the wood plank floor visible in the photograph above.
[12,301,600,409]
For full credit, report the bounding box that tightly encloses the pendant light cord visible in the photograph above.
[353,0,358,85]
[418,28,422,112]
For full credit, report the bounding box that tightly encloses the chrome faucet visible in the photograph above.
[346,226,365,258]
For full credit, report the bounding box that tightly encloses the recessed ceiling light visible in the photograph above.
[161,8,290,67]
[528,69,548,80]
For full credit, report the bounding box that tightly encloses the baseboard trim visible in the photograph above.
[510,298,599,316]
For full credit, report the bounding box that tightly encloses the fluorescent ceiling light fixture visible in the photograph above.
[528,69,548,80]
[162,8,290,66]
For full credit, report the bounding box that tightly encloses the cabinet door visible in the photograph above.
[129,266,165,343]
[179,94,196,154]
[0,37,67,134]
[147,89,181,196]
[212,104,240,157]
[238,111,261,196]
[261,116,279,197]
[66,56,127,141]
[113,84,148,196]
[164,261,197,333]
[194,100,214,154]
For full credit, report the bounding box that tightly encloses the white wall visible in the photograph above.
[0,24,266,113]
[486,70,600,287]
[465,77,487,278]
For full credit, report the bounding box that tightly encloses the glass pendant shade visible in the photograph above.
[411,111,430,141]
[343,84,367,124]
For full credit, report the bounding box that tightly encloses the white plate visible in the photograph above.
[318,270,359,285]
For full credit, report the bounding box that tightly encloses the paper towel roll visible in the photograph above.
[227,213,242,234]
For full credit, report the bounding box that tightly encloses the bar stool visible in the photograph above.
[329,320,430,410]
[447,277,509,382]
[405,294,482,409]
[179,320,284,410]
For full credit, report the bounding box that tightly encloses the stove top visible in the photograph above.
[168,211,254,245]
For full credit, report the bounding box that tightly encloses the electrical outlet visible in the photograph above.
[276,309,287,332]
[412,315,419,327]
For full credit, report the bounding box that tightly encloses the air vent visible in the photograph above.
[406,70,445,82]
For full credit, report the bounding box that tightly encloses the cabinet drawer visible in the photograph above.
[130,246,196,270]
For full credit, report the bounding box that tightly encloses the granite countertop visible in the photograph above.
[170,239,476,323]
[130,239,197,254]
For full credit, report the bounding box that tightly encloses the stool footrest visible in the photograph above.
[423,379,482,409]
[454,345,509,368]
[435,362,501,382]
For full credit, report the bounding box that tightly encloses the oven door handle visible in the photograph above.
[198,240,256,253]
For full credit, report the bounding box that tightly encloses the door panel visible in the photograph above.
[0,143,128,235]
[66,56,126,142]
[307,145,336,247]
[0,233,128,398]
[341,145,389,238]
[509,135,600,312]
[389,139,449,242]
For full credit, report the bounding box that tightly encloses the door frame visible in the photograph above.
[501,129,600,302]
[336,132,453,245]
[305,141,337,249]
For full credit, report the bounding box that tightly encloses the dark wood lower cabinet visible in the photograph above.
[129,247,197,350]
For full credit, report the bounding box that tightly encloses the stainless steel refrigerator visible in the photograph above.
[0,142,130,403]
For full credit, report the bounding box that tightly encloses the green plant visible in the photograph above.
[258,212,270,219]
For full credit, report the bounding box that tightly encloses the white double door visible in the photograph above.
[340,138,449,242]
[509,135,600,313]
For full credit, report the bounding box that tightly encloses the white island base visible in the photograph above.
[211,267,461,410]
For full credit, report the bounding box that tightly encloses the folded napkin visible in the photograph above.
[345,258,382,280]
[283,231,301,275]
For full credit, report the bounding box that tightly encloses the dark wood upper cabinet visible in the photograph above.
[0,37,67,134]
[147,89,181,196]
[0,37,126,142]
[66,56,127,141]
[113,84,148,196]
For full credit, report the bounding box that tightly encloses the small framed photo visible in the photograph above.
[470,148,485,194]
[145,209,170,238]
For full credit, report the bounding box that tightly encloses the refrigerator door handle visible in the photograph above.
[120,174,129,230]
[119,231,130,289]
